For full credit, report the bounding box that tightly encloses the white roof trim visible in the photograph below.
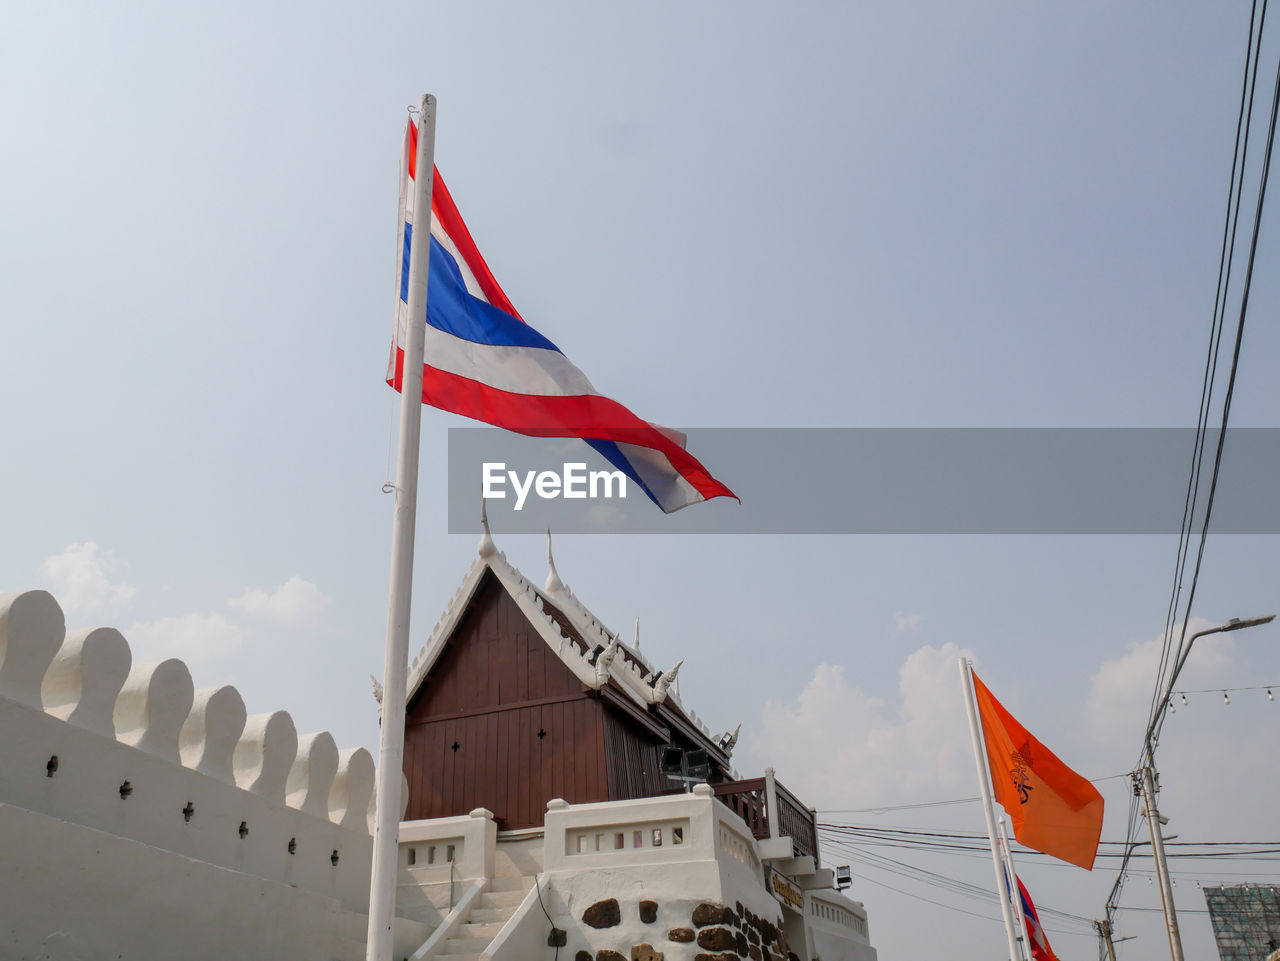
[406,554,490,700]
[407,549,644,710]
[406,539,718,746]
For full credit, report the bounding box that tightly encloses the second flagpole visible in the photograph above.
[1000,816,1034,957]
[959,657,1025,961]
[367,93,437,961]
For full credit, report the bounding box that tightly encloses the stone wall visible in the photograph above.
[568,895,799,961]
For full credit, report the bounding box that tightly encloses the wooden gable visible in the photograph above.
[402,570,610,828]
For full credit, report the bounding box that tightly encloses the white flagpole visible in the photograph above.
[1000,816,1034,959]
[959,658,1024,961]
[367,92,436,961]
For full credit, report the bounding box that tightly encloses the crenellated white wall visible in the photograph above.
[0,589,428,960]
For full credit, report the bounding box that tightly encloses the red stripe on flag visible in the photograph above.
[405,121,522,320]
[406,118,417,181]
[428,170,523,321]
[388,350,734,503]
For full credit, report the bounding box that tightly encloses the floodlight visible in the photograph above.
[659,747,684,775]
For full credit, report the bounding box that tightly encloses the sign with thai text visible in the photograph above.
[769,868,804,911]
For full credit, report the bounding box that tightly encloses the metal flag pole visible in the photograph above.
[367,92,437,961]
[959,658,1024,961]
[999,816,1033,960]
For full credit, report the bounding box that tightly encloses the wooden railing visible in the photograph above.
[712,774,818,864]
[713,777,767,838]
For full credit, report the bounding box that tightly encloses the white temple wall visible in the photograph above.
[0,589,428,960]
[396,809,499,926]
[529,787,806,961]
[806,890,878,961]
[0,801,368,961]
[1,693,371,907]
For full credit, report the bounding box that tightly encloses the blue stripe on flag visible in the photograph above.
[425,236,562,351]
[401,223,412,303]
[585,439,662,508]
[402,226,563,351]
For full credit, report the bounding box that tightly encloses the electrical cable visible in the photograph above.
[534,874,560,961]
[1152,0,1280,758]
[824,849,1095,941]
[1111,0,1273,932]
[1146,0,1267,756]
[817,774,1129,816]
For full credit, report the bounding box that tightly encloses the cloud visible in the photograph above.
[124,611,245,665]
[588,503,625,527]
[895,612,923,633]
[743,642,975,810]
[228,576,328,623]
[1083,617,1237,745]
[39,542,137,617]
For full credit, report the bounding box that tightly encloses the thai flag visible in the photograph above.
[387,119,735,513]
[1015,876,1060,961]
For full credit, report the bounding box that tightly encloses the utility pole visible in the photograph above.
[1095,919,1118,961]
[1095,918,1135,960]
[1137,767,1183,961]
[1134,613,1273,961]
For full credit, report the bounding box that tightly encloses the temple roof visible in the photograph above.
[405,520,732,765]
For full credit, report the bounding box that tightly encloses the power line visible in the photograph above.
[819,796,979,815]
[1171,683,1278,695]
[1147,0,1266,756]
[1113,0,1275,928]
[815,825,1278,944]
[1150,0,1280,759]
[817,774,1129,816]
[819,824,1280,849]
[822,838,1097,936]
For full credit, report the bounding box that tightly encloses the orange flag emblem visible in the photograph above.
[972,671,1104,870]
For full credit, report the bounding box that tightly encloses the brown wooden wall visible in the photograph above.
[602,705,668,800]
[602,702,731,800]
[403,573,609,828]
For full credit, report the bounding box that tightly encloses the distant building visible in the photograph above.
[1204,884,1280,961]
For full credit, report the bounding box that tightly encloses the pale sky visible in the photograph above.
[3,3,1279,960]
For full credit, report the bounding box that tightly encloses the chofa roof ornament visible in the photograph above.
[653,659,683,702]
[717,722,741,756]
[478,497,497,558]
[545,528,566,596]
[594,635,620,688]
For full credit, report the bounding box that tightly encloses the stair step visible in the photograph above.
[445,937,493,955]
[453,922,504,939]
[478,889,526,910]
[467,907,513,924]
[487,876,533,893]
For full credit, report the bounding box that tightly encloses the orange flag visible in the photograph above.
[972,671,1104,870]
